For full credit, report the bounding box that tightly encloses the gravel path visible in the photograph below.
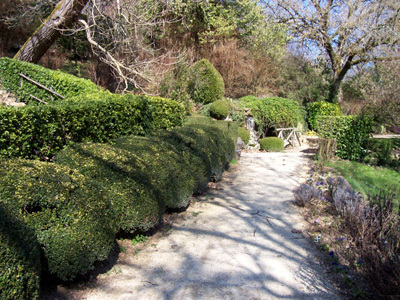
[78,151,343,300]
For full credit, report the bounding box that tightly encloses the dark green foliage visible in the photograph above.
[363,139,394,166]
[238,127,250,144]
[188,59,225,104]
[307,101,342,131]
[0,160,116,281]
[113,135,195,209]
[0,57,102,104]
[316,115,373,161]
[160,62,193,114]
[0,205,41,300]
[0,94,184,159]
[55,143,165,233]
[209,100,229,120]
[259,137,284,152]
[241,97,304,137]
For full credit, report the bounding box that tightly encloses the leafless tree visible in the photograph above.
[263,0,400,102]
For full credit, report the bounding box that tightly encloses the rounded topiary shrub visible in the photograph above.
[55,142,166,234]
[210,100,229,120]
[0,205,41,300]
[259,137,284,152]
[188,59,225,104]
[0,159,116,281]
[238,127,250,145]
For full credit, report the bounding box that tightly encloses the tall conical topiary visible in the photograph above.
[188,59,225,104]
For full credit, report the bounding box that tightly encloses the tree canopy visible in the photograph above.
[264,0,400,102]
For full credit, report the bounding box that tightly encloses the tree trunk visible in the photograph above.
[14,0,89,63]
[328,79,341,103]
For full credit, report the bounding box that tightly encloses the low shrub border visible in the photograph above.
[259,137,284,152]
[0,94,185,159]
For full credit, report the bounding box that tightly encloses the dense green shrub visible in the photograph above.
[242,97,304,137]
[55,143,165,233]
[113,135,195,209]
[239,95,258,103]
[307,101,342,131]
[238,127,250,144]
[0,159,116,281]
[0,205,41,300]
[259,137,284,152]
[160,62,193,114]
[0,57,102,104]
[0,94,184,159]
[188,59,225,104]
[363,138,394,166]
[210,100,229,120]
[316,115,373,161]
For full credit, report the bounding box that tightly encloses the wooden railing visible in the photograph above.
[277,127,301,147]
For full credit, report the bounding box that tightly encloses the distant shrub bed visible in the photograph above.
[0,57,102,104]
[0,94,184,159]
[259,137,284,152]
[307,101,342,131]
[241,96,304,137]
[316,115,373,161]
[0,119,234,298]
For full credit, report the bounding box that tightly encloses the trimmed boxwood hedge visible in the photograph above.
[0,205,41,300]
[0,94,185,159]
[307,101,342,131]
[113,136,195,209]
[0,57,102,104]
[0,159,116,282]
[55,143,166,233]
[316,115,373,161]
[259,137,284,152]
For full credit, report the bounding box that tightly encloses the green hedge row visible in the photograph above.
[316,115,373,161]
[259,137,284,152]
[306,101,342,131]
[0,94,185,159]
[240,96,304,137]
[0,57,102,104]
[0,120,235,299]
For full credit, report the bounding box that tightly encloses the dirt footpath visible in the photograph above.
[78,151,344,300]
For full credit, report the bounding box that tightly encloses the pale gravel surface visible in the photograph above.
[79,150,344,300]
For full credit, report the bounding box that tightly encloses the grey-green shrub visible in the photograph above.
[238,127,250,145]
[0,159,116,281]
[188,59,225,104]
[210,100,229,120]
[0,205,41,300]
[259,137,284,152]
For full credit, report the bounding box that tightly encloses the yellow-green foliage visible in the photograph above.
[307,101,342,131]
[210,100,229,120]
[241,96,304,137]
[238,127,250,144]
[0,94,184,159]
[188,59,225,104]
[55,143,165,233]
[0,205,41,300]
[0,57,102,104]
[0,159,116,281]
[259,137,284,152]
